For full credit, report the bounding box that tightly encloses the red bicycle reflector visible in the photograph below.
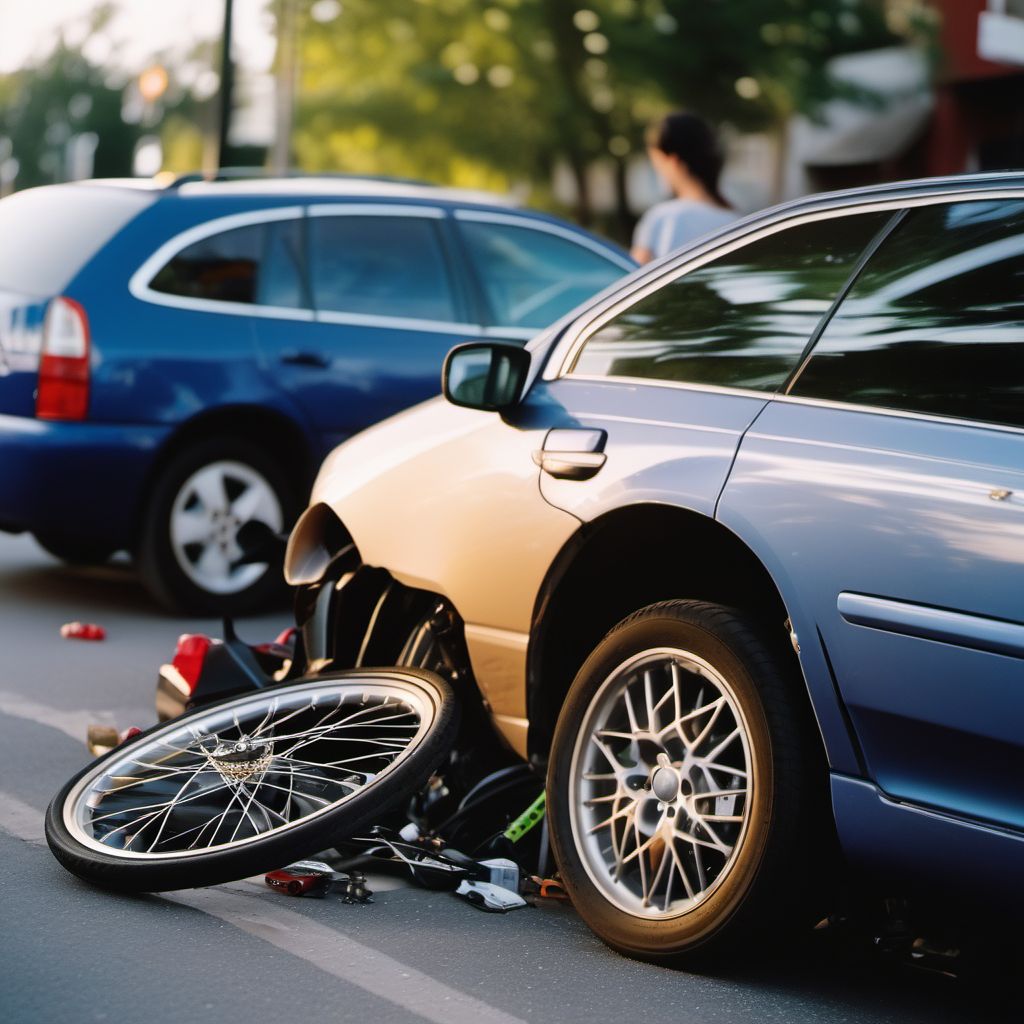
[61,621,106,641]
[37,297,90,421]
[274,627,297,647]
[171,633,213,693]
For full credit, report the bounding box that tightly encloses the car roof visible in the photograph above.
[69,175,521,211]
[752,171,1024,221]
[169,175,520,209]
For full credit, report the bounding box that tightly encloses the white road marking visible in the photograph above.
[165,886,528,1024]
[0,688,147,745]
[0,790,45,843]
[0,790,521,1024]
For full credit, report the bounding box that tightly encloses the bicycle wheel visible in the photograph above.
[46,669,457,892]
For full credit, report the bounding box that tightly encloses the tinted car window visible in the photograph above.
[792,200,1024,429]
[571,212,890,391]
[149,220,305,309]
[259,219,306,308]
[309,214,456,322]
[459,219,625,330]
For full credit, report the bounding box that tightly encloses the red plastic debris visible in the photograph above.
[265,869,331,897]
[254,627,297,659]
[61,621,106,641]
[273,626,297,647]
[170,633,213,693]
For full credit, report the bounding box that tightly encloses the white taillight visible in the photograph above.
[43,297,89,358]
[37,296,90,421]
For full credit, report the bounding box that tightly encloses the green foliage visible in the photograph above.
[291,0,928,222]
[0,38,140,189]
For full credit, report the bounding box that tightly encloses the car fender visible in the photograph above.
[294,397,581,753]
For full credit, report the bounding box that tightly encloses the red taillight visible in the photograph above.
[171,633,213,694]
[37,296,90,421]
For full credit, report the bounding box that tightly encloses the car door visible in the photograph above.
[452,210,633,346]
[717,195,1024,830]
[532,209,893,532]
[125,207,306,426]
[254,204,478,453]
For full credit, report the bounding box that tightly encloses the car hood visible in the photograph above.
[311,396,497,509]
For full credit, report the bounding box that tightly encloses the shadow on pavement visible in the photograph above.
[0,539,289,623]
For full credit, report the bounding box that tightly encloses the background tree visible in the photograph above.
[0,5,140,191]
[291,0,935,232]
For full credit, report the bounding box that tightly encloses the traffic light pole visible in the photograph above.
[216,0,235,171]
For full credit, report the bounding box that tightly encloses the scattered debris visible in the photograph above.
[523,876,569,904]
[455,879,527,913]
[266,868,332,898]
[86,724,142,758]
[61,621,105,641]
[265,860,374,902]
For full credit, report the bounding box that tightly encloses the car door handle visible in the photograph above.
[280,351,329,368]
[533,450,607,480]
[533,427,607,480]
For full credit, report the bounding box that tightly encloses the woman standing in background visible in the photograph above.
[631,112,737,265]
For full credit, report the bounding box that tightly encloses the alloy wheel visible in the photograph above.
[169,459,283,595]
[569,647,754,919]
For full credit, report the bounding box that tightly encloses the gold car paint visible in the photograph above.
[301,397,581,756]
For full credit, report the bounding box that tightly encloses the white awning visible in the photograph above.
[791,47,934,167]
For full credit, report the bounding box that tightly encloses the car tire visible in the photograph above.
[547,599,828,965]
[138,438,298,615]
[35,532,115,566]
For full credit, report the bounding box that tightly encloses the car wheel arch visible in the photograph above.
[132,405,316,548]
[525,503,820,766]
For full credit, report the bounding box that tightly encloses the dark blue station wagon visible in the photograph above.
[0,176,632,612]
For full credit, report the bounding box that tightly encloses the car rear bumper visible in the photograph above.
[0,413,171,548]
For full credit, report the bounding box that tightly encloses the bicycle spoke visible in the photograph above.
[69,680,431,859]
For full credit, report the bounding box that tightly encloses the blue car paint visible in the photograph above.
[717,399,1024,807]
[0,413,170,544]
[0,183,632,550]
[837,592,1024,661]
[714,397,1024,879]
[831,775,1024,900]
[521,173,1024,900]
[532,377,769,523]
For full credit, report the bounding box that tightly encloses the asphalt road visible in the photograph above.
[0,531,1016,1024]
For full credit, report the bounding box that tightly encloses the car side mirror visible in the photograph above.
[442,342,530,413]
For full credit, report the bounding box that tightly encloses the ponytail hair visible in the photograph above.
[648,112,729,208]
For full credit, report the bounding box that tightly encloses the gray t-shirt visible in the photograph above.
[633,199,737,259]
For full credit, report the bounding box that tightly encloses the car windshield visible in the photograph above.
[0,184,154,296]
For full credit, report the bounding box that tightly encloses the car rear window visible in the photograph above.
[148,218,306,309]
[0,184,153,296]
[791,199,1024,429]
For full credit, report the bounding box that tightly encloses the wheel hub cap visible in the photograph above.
[650,754,680,802]
[208,736,273,781]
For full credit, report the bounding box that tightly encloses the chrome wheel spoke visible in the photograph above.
[67,680,432,860]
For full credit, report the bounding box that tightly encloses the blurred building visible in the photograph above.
[787,0,1023,201]
[574,0,1024,220]
[928,0,1024,174]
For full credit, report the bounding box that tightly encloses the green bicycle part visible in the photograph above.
[503,791,546,843]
